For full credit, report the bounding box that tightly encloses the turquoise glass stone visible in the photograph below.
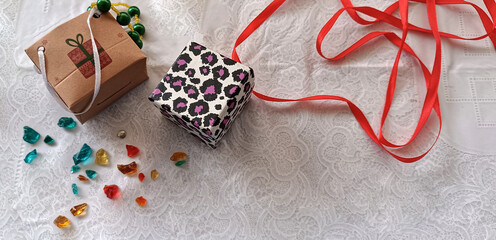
[71,165,81,173]
[175,160,186,166]
[23,126,40,144]
[57,117,77,129]
[73,143,92,165]
[72,183,78,195]
[24,149,38,164]
[86,170,97,179]
[44,135,54,145]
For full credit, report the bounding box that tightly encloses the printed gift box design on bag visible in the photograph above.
[149,42,255,148]
[66,33,112,78]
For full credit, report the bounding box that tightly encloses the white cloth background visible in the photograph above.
[2,0,496,239]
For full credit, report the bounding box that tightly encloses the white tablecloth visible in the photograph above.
[2,0,496,239]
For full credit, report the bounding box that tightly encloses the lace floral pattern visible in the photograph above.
[2,0,496,239]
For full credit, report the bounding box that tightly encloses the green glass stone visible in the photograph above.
[134,39,143,49]
[23,126,40,144]
[44,135,55,145]
[133,23,145,35]
[73,143,92,165]
[72,183,78,195]
[57,117,76,129]
[96,0,111,13]
[175,160,186,166]
[128,31,140,41]
[86,170,98,179]
[24,149,38,164]
[116,12,131,25]
[128,6,140,17]
[71,165,81,174]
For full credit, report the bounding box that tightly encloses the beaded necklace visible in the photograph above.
[87,1,145,49]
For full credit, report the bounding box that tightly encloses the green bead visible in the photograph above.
[175,160,186,166]
[96,0,111,13]
[128,6,140,17]
[134,39,143,49]
[133,23,145,35]
[128,31,140,41]
[87,6,92,11]
[116,12,131,26]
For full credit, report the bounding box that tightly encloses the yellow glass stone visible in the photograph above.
[70,203,88,216]
[95,148,109,165]
[151,169,159,180]
[53,215,71,228]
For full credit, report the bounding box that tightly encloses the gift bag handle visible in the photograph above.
[232,0,496,162]
[37,7,102,116]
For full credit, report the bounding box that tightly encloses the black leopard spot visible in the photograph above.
[185,68,196,78]
[199,66,210,76]
[250,68,255,78]
[201,52,218,66]
[170,76,186,92]
[172,97,188,113]
[232,69,249,83]
[224,84,241,98]
[188,100,209,116]
[226,99,237,114]
[212,65,230,80]
[189,42,206,56]
[201,128,213,137]
[191,117,202,128]
[215,104,222,110]
[222,56,237,65]
[220,96,224,100]
[220,116,230,129]
[203,113,220,127]
[163,73,173,83]
[214,129,220,136]
[244,82,252,93]
[172,53,192,72]
[183,85,199,99]
[190,78,201,84]
[199,79,222,101]
[161,104,171,112]
[161,92,172,101]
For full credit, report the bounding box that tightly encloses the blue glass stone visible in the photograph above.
[72,183,78,195]
[86,170,97,179]
[24,149,38,164]
[23,126,40,144]
[73,143,92,165]
[57,117,77,129]
[44,135,55,145]
[71,165,80,173]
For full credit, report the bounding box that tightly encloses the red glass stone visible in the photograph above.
[136,196,147,206]
[103,185,120,199]
[126,145,140,157]
[138,173,145,182]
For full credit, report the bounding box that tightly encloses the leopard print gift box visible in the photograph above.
[149,42,255,148]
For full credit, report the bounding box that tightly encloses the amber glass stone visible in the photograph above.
[170,152,187,162]
[150,169,159,180]
[117,161,138,175]
[53,215,71,228]
[70,203,88,216]
[78,175,89,182]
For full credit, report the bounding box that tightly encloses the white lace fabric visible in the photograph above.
[2,0,496,239]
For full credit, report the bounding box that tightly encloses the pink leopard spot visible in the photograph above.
[229,86,238,95]
[194,121,200,127]
[229,102,235,108]
[206,130,212,136]
[152,89,161,95]
[204,85,216,95]
[223,119,229,124]
[195,105,204,114]
[173,80,182,86]
[209,118,215,126]
[187,89,196,95]
[165,76,171,81]
[206,55,213,63]
[194,45,202,50]
[177,59,187,66]
[218,69,224,76]
[177,102,186,108]
[238,73,245,80]
[203,68,208,73]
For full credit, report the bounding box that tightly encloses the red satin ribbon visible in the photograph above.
[232,0,496,163]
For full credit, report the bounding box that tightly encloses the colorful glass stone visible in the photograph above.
[96,0,111,13]
[128,6,140,17]
[138,173,145,182]
[72,183,78,195]
[78,175,89,182]
[133,23,145,35]
[126,145,140,157]
[44,135,55,145]
[170,152,187,162]
[116,12,131,25]
[103,185,119,199]
[73,143,92,165]
[117,130,127,139]
[150,169,159,180]
[117,161,138,175]
[70,203,88,216]
[175,160,186,166]
[95,148,109,165]
[24,149,38,164]
[23,126,40,144]
[86,170,98,179]
[136,196,147,206]
[71,165,80,174]
[53,215,71,228]
[57,117,77,129]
